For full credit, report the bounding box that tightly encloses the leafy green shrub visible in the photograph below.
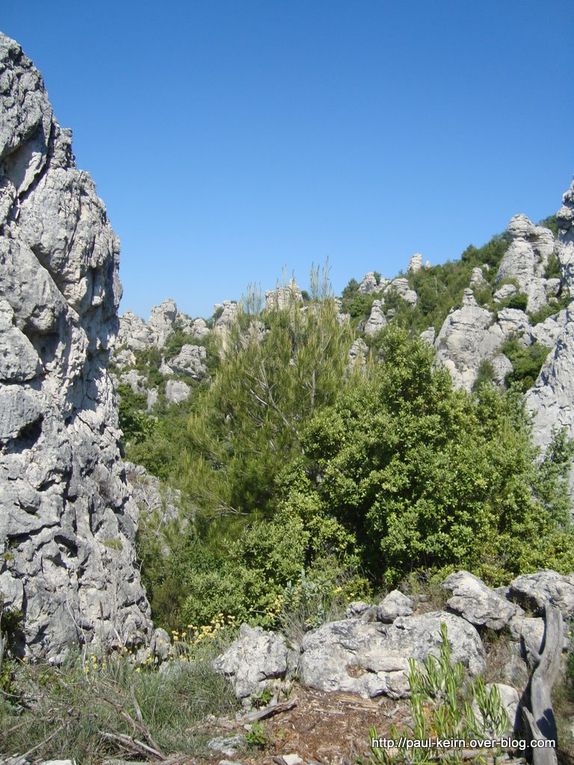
[501,338,550,392]
[472,360,495,391]
[529,292,571,325]
[506,292,528,311]
[117,384,156,447]
[544,252,562,279]
[281,326,574,586]
[341,278,380,322]
[539,215,559,237]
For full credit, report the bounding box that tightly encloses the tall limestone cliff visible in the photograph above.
[0,33,152,660]
[526,181,574,456]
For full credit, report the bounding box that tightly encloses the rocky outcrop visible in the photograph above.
[470,266,488,288]
[213,624,290,701]
[358,272,387,294]
[265,280,303,310]
[386,277,418,306]
[557,180,574,288]
[298,611,485,699]
[526,183,574,462]
[0,34,152,660]
[507,570,574,617]
[408,253,423,274]
[376,590,414,623]
[213,570,571,708]
[443,570,522,630]
[363,299,387,337]
[164,344,207,380]
[165,378,191,403]
[526,304,574,451]
[496,214,556,314]
[117,299,201,353]
[434,290,503,390]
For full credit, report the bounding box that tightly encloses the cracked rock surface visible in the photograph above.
[0,33,152,660]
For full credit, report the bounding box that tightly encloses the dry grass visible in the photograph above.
[0,637,239,763]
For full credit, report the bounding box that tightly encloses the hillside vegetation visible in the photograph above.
[120,252,574,633]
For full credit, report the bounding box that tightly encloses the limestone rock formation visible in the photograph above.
[347,338,368,370]
[117,299,201,353]
[213,624,289,701]
[165,343,207,380]
[557,180,574,288]
[470,266,487,288]
[408,253,423,274]
[434,290,503,390]
[496,214,556,313]
[526,183,574,460]
[363,299,387,337]
[0,34,152,659]
[165,378,191,404]
[385,277,418,305]
[376,590,414,623]
[298,611,485,699]
[507,570,574,617]
[442,570,522,630]
[358,272,387,294]
[265,280,303,310]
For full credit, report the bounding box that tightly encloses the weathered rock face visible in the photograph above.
[117,299,200,352]
[434,290,503,390]
[496,214,556,314]
[298,611,485,699]
[363,299,387,337]
[442,570,522,630]
[526,183,574,462]
[213,624,290,701]
[0,34,152,660]
[265,280,303,310]
[408,253,423,274]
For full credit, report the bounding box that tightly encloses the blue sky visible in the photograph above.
[3,1,573,319]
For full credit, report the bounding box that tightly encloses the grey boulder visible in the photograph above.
[376,590,414,623]
[443,570,521,630]
[298,611,485,699]
[508,570,574,617]
[213,624,289,700]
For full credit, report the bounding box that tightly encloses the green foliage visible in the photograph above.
[386,232,507,335]
[281,326,574,586]
[178,290,355,518]
[501,338,550,392]
[117,384,155,447]
[505,292,528,311]
[245,720,269,748]
[529,292,571,325]
[132,256,573,635]
[539,215,559,237]
[472,360,495,391]
[341,278,379,322]
[126,396,195,480]
[544,252,562,279]
[369,624,509,765]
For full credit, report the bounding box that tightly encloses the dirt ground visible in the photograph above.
[197,686,411,765]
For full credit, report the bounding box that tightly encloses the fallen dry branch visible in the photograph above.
[101,731,167,760]
[245,697,298,722]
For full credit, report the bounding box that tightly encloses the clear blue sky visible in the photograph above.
[3,1,573,319]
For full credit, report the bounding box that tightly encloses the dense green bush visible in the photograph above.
[280,327,574,586]
[130,252,572,632]
[501,338,550,392]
